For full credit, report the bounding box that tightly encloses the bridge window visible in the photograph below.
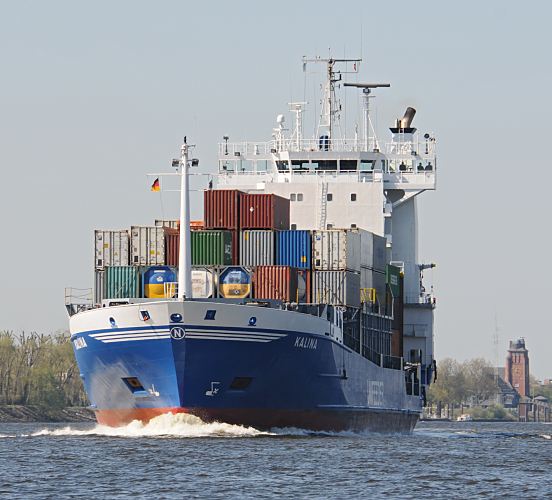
[276,161,289,171]
[297,193,303,201]
[290,193,297,201]
[360,160,374,171]
[326,193,333,201]
[313,160,337,171]
[350,193,357,202]
[340,160,357,171]
[291,160,310,170]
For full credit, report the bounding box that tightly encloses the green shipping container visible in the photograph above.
[386,264,401,298]
[105,266,140,299]
[192,231,233,266]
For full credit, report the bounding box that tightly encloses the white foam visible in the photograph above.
[31,412,274,439]
[540,434,551,440]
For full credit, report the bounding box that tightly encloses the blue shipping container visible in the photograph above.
[276,230,311,269]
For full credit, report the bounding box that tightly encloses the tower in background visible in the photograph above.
[505,338,530,397]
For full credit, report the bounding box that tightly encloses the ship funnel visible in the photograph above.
[400,107,416,129]
[390,106,417,135]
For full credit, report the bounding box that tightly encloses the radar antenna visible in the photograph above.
[343,82,390,151]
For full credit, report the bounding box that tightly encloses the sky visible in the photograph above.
[1,0,551,378]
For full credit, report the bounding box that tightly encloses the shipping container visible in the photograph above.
[360,231,387,272]
[360,267,386,305]
[142,266,177,298]
[191,267,215,298]
[155,219,179,229]
[130,226,165,266]
[204,189,241,230]
[297,269,311,303]
[239,193,290,230]
[386,264,401,297]
[94,269,105,304]
[105,266,140,299]
[218,266,252,299]
[164,228,179,266]
[192,230,233,266]
[312,270,361,308]
[240,230,274,266]
[253,266,299,302]
[312,230,361,271]
[230,230,239,265]
[94,230,129,269]
[276,230,311,269]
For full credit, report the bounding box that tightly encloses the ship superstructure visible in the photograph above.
[216,57,437,375]
[66,56,438,432]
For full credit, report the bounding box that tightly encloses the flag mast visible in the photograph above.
[177,138,192,299]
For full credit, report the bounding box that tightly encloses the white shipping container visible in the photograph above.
[94,230,129,269]
[313,270,361,308]
[94,269,105,304]
[130,226,165,266]
[155,219,179,229]
[191,268,215,298]
[312,230,361,271]
[240,230,274,266]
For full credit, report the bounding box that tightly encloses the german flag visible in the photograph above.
[151,178,160,192]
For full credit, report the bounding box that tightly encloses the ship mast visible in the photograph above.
[177,138,192,299]
[303,56,361,146]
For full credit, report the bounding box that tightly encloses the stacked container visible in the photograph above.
[104,266,141,299]
[95,230,129,269]
[204,190,241,230]
[276,230,311,269]
[130,226,165,266]
[312,230,361,271]
[253,266,299,302]
[313,270,361,308]
[239,193,290,230]
[240,230,274,266]
[191,230,233,266]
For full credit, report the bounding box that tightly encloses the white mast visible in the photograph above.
[343,83,390,151]
[177,138,192,299]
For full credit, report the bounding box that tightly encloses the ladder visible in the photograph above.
[319,181,328,229]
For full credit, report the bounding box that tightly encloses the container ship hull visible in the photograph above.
[70,300,421,432]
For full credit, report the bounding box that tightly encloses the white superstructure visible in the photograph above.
[214,57,437,368]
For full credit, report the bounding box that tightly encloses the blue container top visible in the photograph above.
[276,230,311,269]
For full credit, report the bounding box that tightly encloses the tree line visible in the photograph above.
[428,357,498,406]
[0,331,87,408]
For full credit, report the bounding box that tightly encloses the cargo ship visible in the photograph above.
[66,57,437,432]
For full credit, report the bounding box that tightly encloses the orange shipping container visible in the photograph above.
[253,266,299,302]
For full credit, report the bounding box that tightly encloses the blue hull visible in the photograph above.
[71,303,421,432]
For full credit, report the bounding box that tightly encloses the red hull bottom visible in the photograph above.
[95,407,419,433]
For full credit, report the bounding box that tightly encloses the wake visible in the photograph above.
[29,413,273,439]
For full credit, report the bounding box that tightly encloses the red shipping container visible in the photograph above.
[253,266,299,302]
[165,228,179,266]
[204,189,242,230]
[239,193,290,230]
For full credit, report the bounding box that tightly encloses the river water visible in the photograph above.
[0,415,550,498]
